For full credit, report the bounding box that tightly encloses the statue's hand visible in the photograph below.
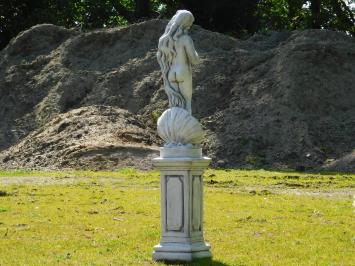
[193,52,201,64]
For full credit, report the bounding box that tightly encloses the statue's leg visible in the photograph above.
[168,68,191,111]
[179,79,192,115]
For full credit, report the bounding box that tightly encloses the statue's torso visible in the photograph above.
[168,35,193,84]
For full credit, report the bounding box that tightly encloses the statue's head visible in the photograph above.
[172,10,194,31]
[163,10,194,38]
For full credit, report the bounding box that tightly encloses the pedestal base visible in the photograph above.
[153,242,211,261]
[152,147,211,262]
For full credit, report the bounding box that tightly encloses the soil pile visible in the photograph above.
[0,106,159,170]
[0,20,354,171]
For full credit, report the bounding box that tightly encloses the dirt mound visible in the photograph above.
[0,20,354,171]
[322,151,355,172]
[0,105,159,170]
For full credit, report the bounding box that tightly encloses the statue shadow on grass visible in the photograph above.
[161,257,231,266]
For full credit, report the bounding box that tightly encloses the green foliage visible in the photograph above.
[0,0,137,48]
[151,109,163,124]
[320,0,355,34]
[106,15,129,27]
[257,0,355,34]
[0,1,354,49]
[258,0,306,30]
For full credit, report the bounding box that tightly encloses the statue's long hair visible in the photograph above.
[157,10,194,109]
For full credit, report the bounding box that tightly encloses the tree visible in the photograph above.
[257,0,354,35]
[0,0,152,49]
[310,0,322,28]
[0,0,354,50]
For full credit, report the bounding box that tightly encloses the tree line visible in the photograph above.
[1,0,354,49]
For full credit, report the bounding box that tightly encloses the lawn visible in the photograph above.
[0,169,354,265]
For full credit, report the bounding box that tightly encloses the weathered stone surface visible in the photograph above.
[153,154,211,262]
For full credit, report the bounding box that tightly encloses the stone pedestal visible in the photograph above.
[152,147,211,262]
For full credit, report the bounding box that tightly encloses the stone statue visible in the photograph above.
[156,10,203,147]
[157,10,199,114]
[152,11,211,261]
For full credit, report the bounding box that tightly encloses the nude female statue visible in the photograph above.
[157,10,200,115]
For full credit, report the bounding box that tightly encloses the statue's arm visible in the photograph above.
[183,36,200,65]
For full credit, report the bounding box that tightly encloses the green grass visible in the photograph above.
[0,169,354,265]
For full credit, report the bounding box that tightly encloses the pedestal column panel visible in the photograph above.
[192,175,202,232]
[166,176,184,232]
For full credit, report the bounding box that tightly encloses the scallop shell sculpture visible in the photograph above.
[157,107,204,146]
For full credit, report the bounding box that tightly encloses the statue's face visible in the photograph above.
[182,16,193,31]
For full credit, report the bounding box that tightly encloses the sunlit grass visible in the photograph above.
[0,169,354,265]
[0,167,156,178]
